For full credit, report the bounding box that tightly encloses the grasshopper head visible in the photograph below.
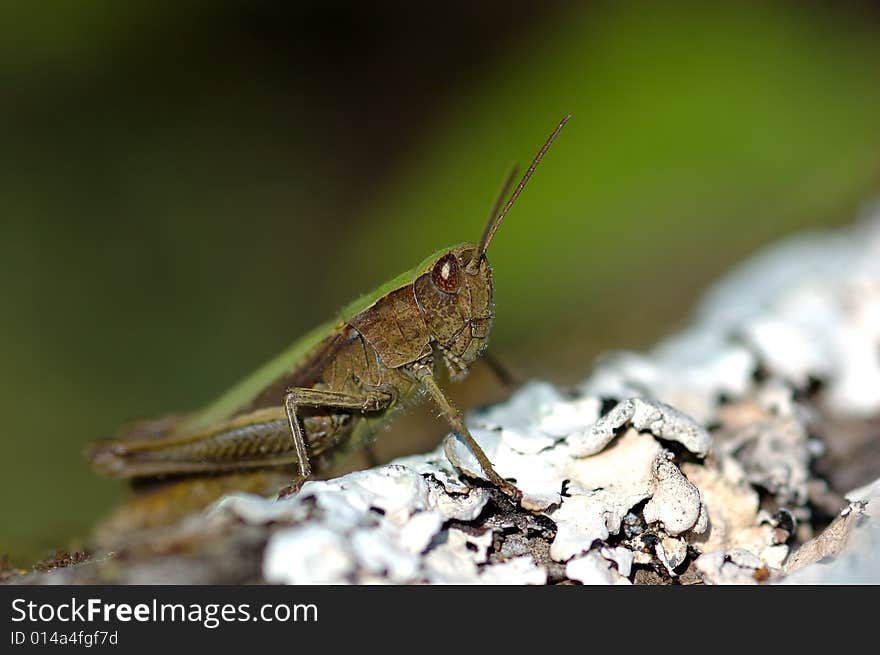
[415,115,570,380]
[414,244,493,380]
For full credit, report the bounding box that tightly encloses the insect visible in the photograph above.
[89,115,570,505]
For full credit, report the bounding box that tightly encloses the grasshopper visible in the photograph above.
[89,116,570,504]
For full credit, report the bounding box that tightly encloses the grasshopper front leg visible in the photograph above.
[279,386,394,498]
[410,363,523,502]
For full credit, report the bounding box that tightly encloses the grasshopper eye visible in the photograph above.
[432,253,460,294]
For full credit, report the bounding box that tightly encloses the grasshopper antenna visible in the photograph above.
[467,114,571,274]
[486,164,519,232]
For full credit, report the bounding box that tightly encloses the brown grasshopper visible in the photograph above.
[89,115,570,505]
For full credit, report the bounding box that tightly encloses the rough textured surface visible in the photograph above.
[6,212,880,585]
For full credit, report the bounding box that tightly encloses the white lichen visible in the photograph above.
[566,551,630,585]
[569,398,711,458]
[695,549,769,585]
[642,455,702,536]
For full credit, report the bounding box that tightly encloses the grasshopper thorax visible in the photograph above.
[413,244,493,380]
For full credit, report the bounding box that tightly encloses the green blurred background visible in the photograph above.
[3,1,880,564]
